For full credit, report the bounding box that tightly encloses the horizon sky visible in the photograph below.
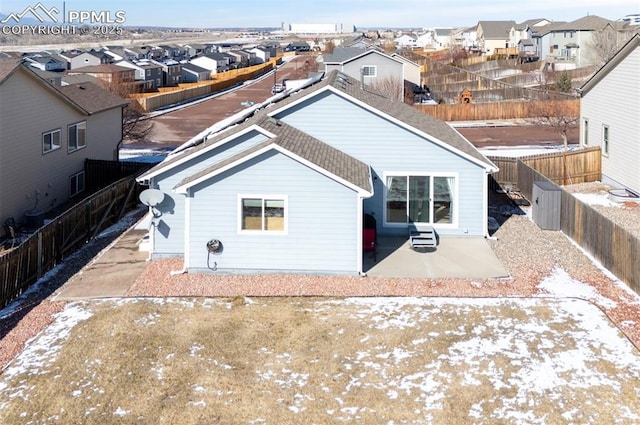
[1,0,638,29]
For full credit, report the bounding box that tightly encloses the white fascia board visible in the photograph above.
[174,143,372,196]
[137,124,277,182]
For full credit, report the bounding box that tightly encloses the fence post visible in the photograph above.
[37,231,42,279]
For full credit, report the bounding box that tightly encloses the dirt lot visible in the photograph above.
[128,56,314,149]
[457,124,579,147]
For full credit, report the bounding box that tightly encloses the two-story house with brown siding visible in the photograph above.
[0,58,128,236]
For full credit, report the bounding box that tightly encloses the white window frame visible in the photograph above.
[68,121,86,152]
[361,65,377,77]
[237,194,288,234]
[69,170,85,197]
[382,172,458,229]
[42,129,61,153]
[602,125,609,157]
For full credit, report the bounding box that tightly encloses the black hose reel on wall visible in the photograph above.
[206,239,223,270]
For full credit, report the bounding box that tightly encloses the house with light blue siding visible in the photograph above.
[137,70,498,275]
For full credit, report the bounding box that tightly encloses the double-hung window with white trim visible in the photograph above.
[68,121,86,152]
[239,195,287,233]
[42,129,61,153]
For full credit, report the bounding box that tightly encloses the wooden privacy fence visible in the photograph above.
[134,61,276,112]
[488,146,601,190]
[515,163,640,293]
[415,99,580,121]
[0,175,145,309]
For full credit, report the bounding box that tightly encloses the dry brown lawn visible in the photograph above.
[1,297,639,424]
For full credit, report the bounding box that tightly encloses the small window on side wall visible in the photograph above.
[240,196,286,233]
[602,125,609,156]
[69,170,85,197]
[68,121,86,152]
[361,65,376,77]
[43,129,61,153]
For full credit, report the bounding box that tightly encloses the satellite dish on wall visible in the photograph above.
[139,189,165,207]
[139,189,165,218]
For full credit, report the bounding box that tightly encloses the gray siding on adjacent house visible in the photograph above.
[325,52,404,89]
[150,130,270,257]
[187,151,360,274]
[275,92,487,236]
[581,45,640,193]
[0,70,121,227]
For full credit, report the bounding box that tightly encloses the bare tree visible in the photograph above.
[528,100,580,184]
[323,40,335,54]
[107,78,154,143]
[369,76,404,102]
[586,26,636,66]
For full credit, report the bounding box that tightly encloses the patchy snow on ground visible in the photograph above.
[2,296,640,423]
[572,192,621,208]
[536,266,617,308]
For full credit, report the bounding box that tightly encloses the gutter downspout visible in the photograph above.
[170,190,190,275]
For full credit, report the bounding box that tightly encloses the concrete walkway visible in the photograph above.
[52,227,149,301]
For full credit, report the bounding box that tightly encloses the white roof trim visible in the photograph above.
[137,124,276,182]
[267,86,498,173]
[174,143,372,196]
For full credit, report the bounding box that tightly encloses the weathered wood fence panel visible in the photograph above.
[488,146,601,191]
[0,174,146,309]
[514,161,640,293]
[415,99,580,121]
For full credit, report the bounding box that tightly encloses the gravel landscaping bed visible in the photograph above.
[1,186,639,372]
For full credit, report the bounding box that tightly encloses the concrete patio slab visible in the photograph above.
[364,236,509,279]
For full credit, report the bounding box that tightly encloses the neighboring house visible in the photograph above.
[0,59,127,236]
[460,25,479,53]
[159,44,186,60]
[391,53,421,86]
[284,41,311,52]
[136,70,498,275]
[116,59,163,90]
[509,18,552,47]
[188,55,219,76]
[249,47,270,64]
[180,62,211,82]
[517,39,539,62]
[433,28,454,48]
[323,47,405,99]
[153,59,182,86]
[182,43,208,57]
[539,15,621,68]
[23,55,67,72]
[68,50,113,69]
[394,34,419,49]
[66,64,136,87]
[578,34,640,195]
[476,21,516,55]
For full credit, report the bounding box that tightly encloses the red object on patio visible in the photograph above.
[363,213,377,262]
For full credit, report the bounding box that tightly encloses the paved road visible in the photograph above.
[126,56,314,149]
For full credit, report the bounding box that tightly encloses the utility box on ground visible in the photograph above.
[532,181,561,230]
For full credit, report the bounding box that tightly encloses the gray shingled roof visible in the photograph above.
[175,115,372,193]
[57,82,128,114]
[549,15,615,31]
[322,47,373,63]
[141,69,496,183]
[478,21,516,39]
[1,60,127,114]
